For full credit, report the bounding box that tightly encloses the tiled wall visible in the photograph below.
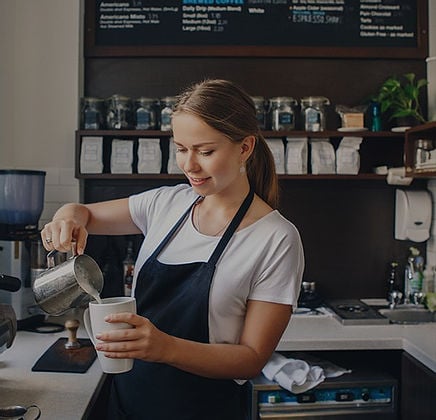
[38,167,79,229]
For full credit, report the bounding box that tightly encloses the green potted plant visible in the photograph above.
[373,72,428,127]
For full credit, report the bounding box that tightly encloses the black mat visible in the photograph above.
[32,338,97,373]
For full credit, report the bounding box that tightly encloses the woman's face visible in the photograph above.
[172,112,247,197]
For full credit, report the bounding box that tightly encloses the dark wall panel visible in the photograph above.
[82,177,427,300]
[86,57,427,124]
[83,55,428,300]
[278,179,426,299]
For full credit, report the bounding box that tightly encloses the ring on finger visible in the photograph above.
[45,238,53,244]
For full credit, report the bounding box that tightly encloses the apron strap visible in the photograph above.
[208,188,254,267]
[148,196,202,259]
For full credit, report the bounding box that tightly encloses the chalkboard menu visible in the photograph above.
[85,0,428,58]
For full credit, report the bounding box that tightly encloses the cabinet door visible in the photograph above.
[401,352,436,420]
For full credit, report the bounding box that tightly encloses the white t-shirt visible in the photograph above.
[129,184,304,346]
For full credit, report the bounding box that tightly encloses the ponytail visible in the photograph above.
[247,133,279,209]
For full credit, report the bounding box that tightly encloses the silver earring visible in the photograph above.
[240,165,246,174]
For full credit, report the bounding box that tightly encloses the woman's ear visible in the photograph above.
[241,135,256,159]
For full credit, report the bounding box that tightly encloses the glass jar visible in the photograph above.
[106,94,133,129]
[251,96,267,130]
[80,97,105,129]
[301,96,330,131]
[159,96,177,131]
[134,97,157,130]
[415,139,433,168]
[270,97,297,131]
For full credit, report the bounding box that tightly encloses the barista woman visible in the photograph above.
[42,79,304,419]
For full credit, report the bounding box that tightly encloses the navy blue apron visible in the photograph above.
[107,189,254,420]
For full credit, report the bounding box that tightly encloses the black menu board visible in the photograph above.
[85,0,428,58]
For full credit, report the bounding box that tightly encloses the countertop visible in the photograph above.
[279,307,436,373]
[1,308,435,419]
[0,317,105,420]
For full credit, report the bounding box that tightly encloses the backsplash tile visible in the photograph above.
[39,166,79,228]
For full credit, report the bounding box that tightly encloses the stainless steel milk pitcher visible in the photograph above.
[32,248,104,316]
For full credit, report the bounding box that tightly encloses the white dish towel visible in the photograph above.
[262,352,351,394]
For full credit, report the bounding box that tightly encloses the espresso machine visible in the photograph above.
[0,274,20,353]
[0,169,46,322]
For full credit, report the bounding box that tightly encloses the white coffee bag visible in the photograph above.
[286,137,308,174]
[80,136,103,174]
[310,138,335,174]
[110,139,133,174]
[137,138,161,174]
[266,139,285,174]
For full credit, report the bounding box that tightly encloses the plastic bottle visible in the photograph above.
[369,101,382,132]
[404,247,424,303]
[123,241,135,297]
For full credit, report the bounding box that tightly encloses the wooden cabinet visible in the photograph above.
[401,352,436,420]
[75,129,406,181]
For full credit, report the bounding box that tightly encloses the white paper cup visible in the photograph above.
[83,296,136,374]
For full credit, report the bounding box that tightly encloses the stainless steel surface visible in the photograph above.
[387,290,403,309]
[32,254,103,316]
[378,307,436,324]
[249,370,397,419]
[0,404,41,419]
[410,291,425,305]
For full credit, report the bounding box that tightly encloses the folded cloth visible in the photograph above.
[262,352,351,394]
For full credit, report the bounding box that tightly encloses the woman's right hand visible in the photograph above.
[41,215,88,255]
[40,198,138,255]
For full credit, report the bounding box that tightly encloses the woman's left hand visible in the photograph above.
[94,313,173,363]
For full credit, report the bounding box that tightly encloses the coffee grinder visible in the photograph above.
[0,170,46,321]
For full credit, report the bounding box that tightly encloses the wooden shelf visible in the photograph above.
[77,129,403,138]
[75,173,389,181]
[78,129,172,137]
[75,129,406,181]
[262,130,404,138]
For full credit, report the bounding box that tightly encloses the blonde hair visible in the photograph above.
[173,79,279,208]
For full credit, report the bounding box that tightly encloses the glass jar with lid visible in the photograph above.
[415,139,433,168]
[270,97,297,131]
[106,94,133,129]
[300,96,330,131]
[134,97,157,130]
[159,96,177,131]
[251,96,267,130]
[80,97,105,129]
